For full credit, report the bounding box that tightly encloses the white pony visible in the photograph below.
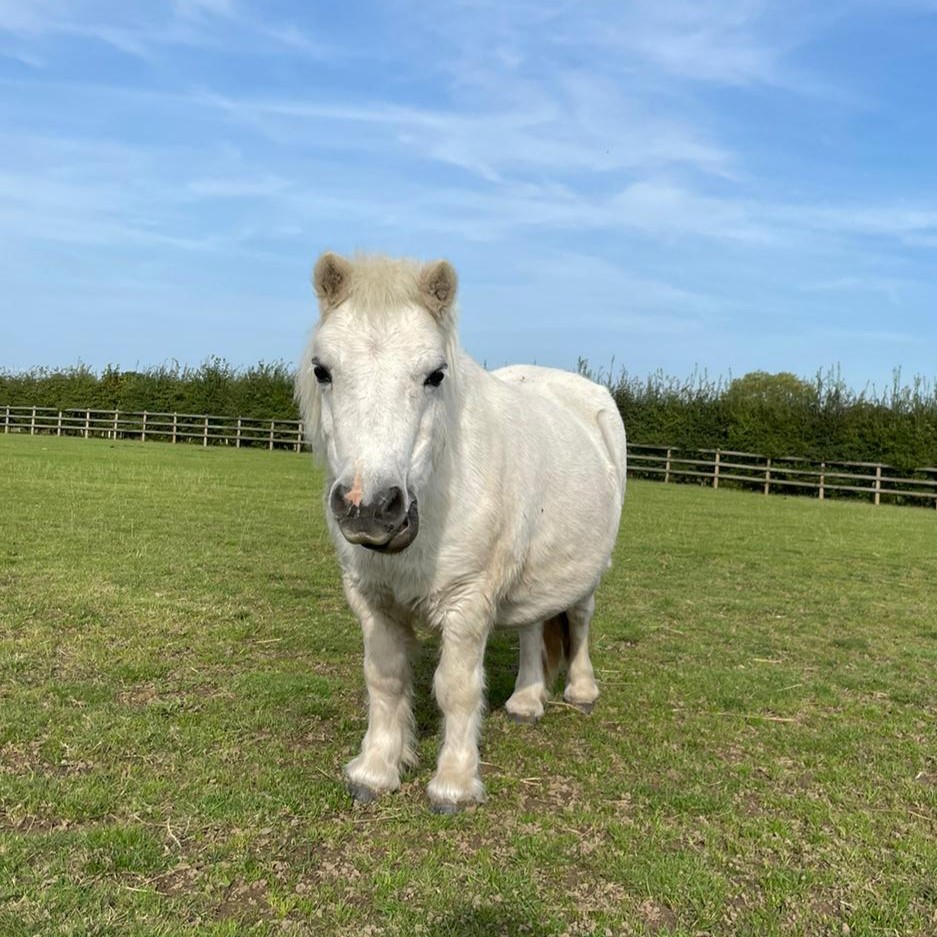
[296,253,627,813]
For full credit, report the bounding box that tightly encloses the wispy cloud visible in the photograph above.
[416,0,852,98]
[1,0,936,384]
[6,116,937,259]
[812,326,915,345]
[197,86,733,182]
[789,203,937,243]
[172,0,236,19]
[800,275,913,306]
[593,0,789,86]
[0,0,329,60]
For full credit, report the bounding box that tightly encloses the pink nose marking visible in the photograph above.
[344,472,363,508]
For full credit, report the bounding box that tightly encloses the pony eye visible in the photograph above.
[424,368,446,388]
[313,363,332,385]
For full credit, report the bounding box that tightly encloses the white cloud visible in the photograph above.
[172,0,236,19]
[197,87,733,183]
[184,175,294,200]
[767,202,937,246]
[801,276,913,306]
[0,0,330,59]
[6,119,937,260]
[609,181,772,242]
[2,0,936,384]
[598,0,787,85]
[812,326,915,345]
[420,0,847,96]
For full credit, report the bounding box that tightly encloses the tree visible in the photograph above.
[723,371,819,456]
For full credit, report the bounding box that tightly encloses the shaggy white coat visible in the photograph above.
[296,253,627,811]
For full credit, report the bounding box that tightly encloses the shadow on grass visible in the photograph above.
[427,902,558,937]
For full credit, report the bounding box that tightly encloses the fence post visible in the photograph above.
[56,411,63,437]
[268,419,275,450]
[141,411,148,443]
[84,410,90,439]
[819,462,825,500]
[713,449,721,489]
[295,420,302,453]
[236,417,242,449]
[764,458,772,496]
[172,413,178,445]
[112,409,119,440]
[203,415,209,447]
[664,448,672,484]
[3,405,9,433]
[874,464,882,506]
[30,406,37,435]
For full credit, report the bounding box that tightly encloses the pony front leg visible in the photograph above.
[428,621,490,813]
[343,587,417,803]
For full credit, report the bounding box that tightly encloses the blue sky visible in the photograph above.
[2,1,937,389]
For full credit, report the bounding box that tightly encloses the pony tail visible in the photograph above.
[541,612,571,689]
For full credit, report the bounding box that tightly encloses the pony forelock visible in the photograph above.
[314,253,457,322]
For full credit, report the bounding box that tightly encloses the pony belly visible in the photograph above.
[495,578,597,628]
[494,510,621,628]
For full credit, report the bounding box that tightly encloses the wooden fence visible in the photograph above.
[1,404,304,452]
[4,405,937,508]
[627,443,937,509]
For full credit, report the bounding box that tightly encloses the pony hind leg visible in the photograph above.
[505,614,570,724]
[505,620,548,724]
[563,593,600,713]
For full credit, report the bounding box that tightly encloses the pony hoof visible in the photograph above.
[567,700,595,715]
[346,781,381,804]
[429,801,463,816]
[506,710,541,725]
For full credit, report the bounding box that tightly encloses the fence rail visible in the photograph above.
[2,404,305,451]
[627,443,937,508]
[4,405,937,509]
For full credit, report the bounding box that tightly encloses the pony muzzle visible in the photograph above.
[329,483,420,553]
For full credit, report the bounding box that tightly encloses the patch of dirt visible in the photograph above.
[151,863,202,899]
[717,891,759,929]
[512,774,587,814]
[0,744,39,775]
[736,791,768,818]
[0,741,95,778]
[0,812,76,835]
[636,898,678,933]
[213,878,278,924]
[156,846,376,927]
[115,683,160,706]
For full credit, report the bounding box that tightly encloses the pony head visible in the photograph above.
[296,252,459,554]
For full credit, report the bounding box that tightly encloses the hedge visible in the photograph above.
[2,360,936,471]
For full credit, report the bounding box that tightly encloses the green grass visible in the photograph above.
[1,435,936,936]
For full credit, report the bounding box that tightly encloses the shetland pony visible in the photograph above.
[296,253,627,813]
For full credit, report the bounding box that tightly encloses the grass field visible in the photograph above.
[1,435,936,937]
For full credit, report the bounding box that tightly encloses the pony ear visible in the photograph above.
[419,260,458,320]
[313,252,352,313]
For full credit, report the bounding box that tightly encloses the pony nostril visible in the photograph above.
[330,483,353,518]
[381,486,405,521]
